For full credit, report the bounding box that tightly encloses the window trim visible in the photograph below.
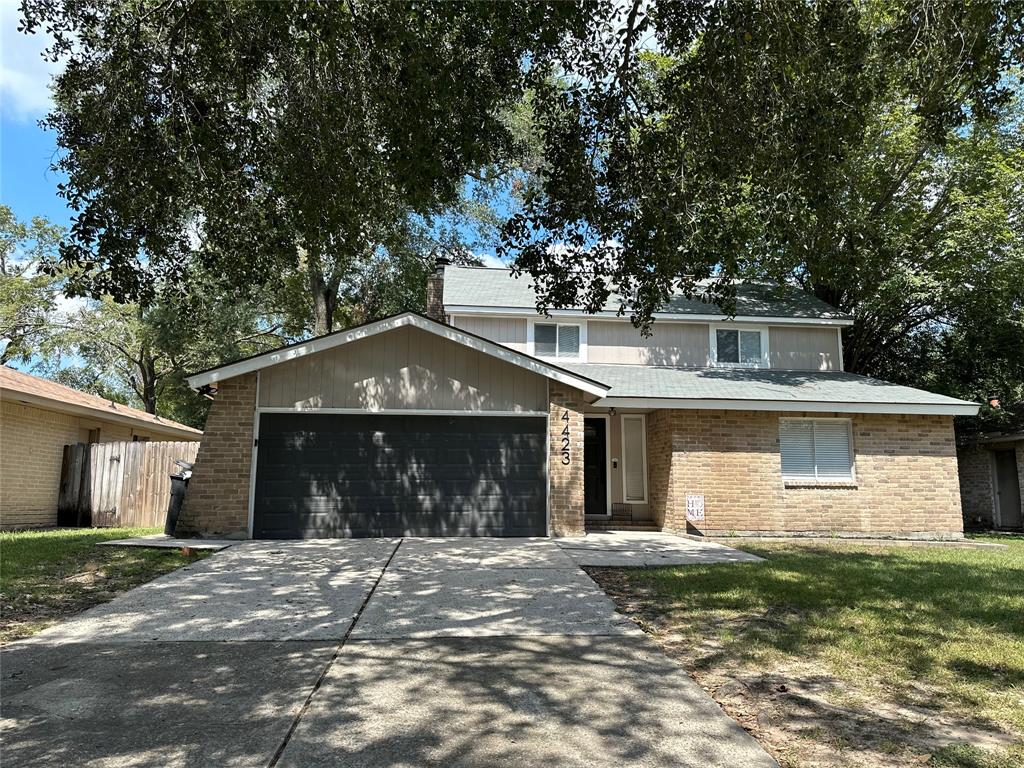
[620,413,649,503]
[709,324,770,368]
[779,417,856,483]
[527,319,587,361]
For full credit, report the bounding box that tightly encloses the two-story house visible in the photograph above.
[179,260,977,540]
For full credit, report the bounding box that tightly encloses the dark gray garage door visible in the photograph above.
[253,413,547,538]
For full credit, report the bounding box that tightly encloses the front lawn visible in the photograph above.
[0,527,210,643]
[589,535,1024,768]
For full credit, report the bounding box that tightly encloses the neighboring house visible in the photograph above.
[0,366,202,529]
[958,430,1024,532]
[180,261,977,540]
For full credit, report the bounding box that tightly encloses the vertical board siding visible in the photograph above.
[451,316,528,352]
[258,325,548,412]
[588,320,710,366]
[57,441,200,528]
[769,327,840,371]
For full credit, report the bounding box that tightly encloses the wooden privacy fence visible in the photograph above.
[58,441,201,528]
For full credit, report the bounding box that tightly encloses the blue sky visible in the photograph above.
[1,3,71,227]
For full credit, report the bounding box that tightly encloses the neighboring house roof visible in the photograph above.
[968,430,1024,445]
[185,311,612,398]
[559,363,979,416]
[442,265,853,325]
[0,366,202,439]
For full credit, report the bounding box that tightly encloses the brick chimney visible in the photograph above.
[426,255,450,323]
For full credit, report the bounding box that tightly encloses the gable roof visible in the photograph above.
[559,363,979,416]
[442,265,853,325]
[185,311,611,398]
[0,366,202,438]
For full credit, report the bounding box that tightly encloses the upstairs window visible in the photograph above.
[535,323,580,359]
[779,418,855,482]
[711,326,767,367]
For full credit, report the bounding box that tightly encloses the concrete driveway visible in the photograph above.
[1,535,775,767]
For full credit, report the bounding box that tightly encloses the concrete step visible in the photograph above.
[585,522,661,532]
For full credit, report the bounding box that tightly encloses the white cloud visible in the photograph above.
[54,293,91,315]
[1,3,60,120]
[476,253,508,269]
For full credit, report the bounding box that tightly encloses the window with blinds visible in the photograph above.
[622,415,647,502]
[779,419,854,481]
[534,323,580,359]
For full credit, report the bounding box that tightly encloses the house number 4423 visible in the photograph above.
[560,410,571,465]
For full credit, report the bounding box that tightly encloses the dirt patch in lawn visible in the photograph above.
[590,565,1024,768]
[1,528,210,644]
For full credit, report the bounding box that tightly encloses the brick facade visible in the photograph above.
[646,409,963,539]
[548,383,585,536]
[0,401,178,529]
[957,443,997,529]
[176,374,256,537]
[176,373,965,540]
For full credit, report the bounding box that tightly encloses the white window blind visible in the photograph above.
[622,415,647,501]
[779,419,854,481]
[557,324,580,358]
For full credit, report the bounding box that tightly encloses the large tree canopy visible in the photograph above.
[21,0,586,333]
[504,0,1024,403]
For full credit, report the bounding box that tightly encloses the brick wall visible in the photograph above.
[645,409,673,530]
[548,382,585,536]
[1,402,87,528]
[957,443,996,529]
[0,401,177,529]
[649,409,963,539]
[176,374,256,537]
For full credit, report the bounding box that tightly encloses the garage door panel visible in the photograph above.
[253,413,547,538]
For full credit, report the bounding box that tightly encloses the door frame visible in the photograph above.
[584,414,612,516]
[990,447,1023,530]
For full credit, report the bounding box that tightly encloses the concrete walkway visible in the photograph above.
[557,530,766,567]
[1,535,776,767]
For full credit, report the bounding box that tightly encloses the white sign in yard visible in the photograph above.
[685,494,705,522]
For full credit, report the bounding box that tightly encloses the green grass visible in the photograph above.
[595,535,1024,742]
[0,527,210,643]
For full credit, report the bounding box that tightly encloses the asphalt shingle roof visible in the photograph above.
[0,366,202,436]
[559,363,977,410]
[443,265,851,320]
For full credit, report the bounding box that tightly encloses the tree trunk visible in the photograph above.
[138,354,159,414]
[308,262,339,336]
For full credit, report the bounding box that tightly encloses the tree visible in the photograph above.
[39,271,287,426]
[503,1,1023,393]
[20,0,586,334]
[0,205,65,364]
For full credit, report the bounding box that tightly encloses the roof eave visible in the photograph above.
[444,304,855,327]
[593,396,978,416]
[0,389,202,438]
